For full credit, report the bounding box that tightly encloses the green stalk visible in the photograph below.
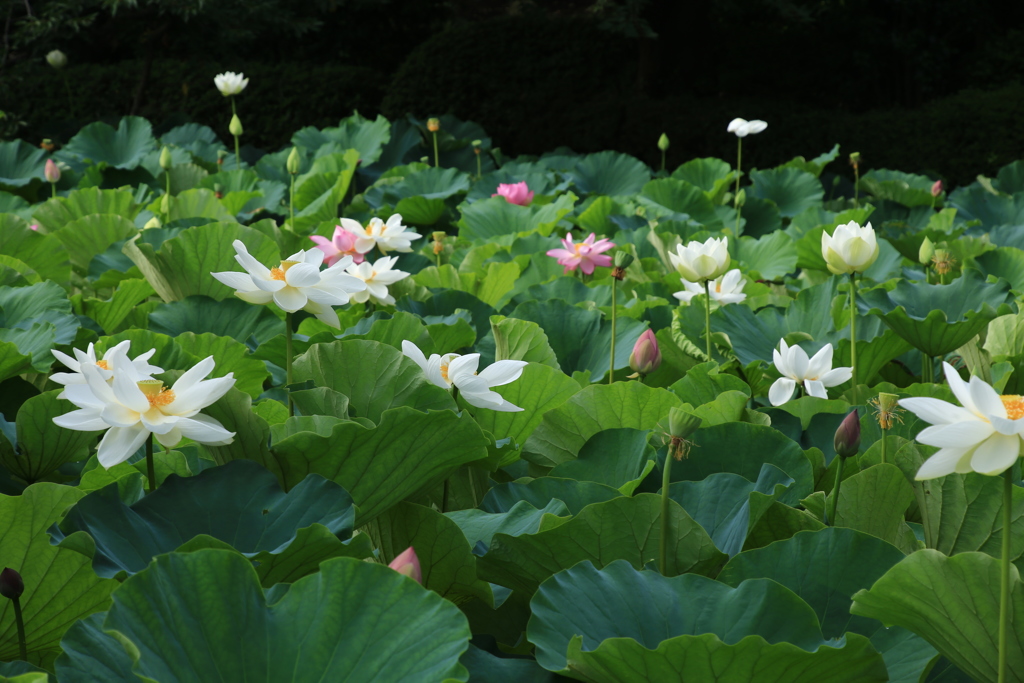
[51,183,57,199]
[704,281,713,361]
[998,469,1013,683]
[922,355,934,383]
[146,433,155,494]
[476,152,482,180]
[880,432,887,465]
[231,97,241,171]
[288,175,295,228]
[432,131,440,168]
[849,274,858,405]
[853,165,860,208]
[661,148,666,173]
[285,312,294,416]
[609,278,617,384]
[733,138,743,235]
[828,456,846,526]
[62,74,75,118]
[659,444,675,575]
[11,595,26,661]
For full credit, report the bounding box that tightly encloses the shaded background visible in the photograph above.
[2,0,1024,185]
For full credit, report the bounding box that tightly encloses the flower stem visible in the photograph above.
[704,281,712,362]
[146,433,155,494]
[288,175,295,229]
[432,131,440,168]
[853,165,860,208]
[999,469,1013,683]
[285,312,294,416]
[231,97,241,171]
[661,148,666,173]
[476,151,482,180]
[849,274,858,405]
[62,73,75,118]
[734,138,743,235]
[880,431,887,465]
[659,444,674,575]
[828,455,846,526]
[51,183,57,199]
[12,595,26,661]
[922,355,934,383]
[609,278,617,384]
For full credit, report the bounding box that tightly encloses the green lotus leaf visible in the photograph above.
[397,289,498,341]
[973,247,1024,293]
[394,195,447,225]
[851,550,1024,683]
[165,187,236,223]
[370,501,492,606]
[292,151,359,215]
[481,477,622,516]
[735,230,798,279]
[948,184,1024,229]
[0,340,32,385]
[0,140,46,187]
[671,157,734,204]
[528,560,886,681]
[457,192,577,243]
[638,178,724,230]
[0,214,71,284]
[749,166,824,218]
[469,363,579,446]
[571,151,651,197]
[825,464,917,552]
[293,339,455,421]
[33,187,138,233]
[0,483,117,662]
[858,270,1015,357]
[81,278,155,335]
[173,331,268,398]
[548,428,652,491]
[737,196,784,238]
[1,389,100,482]
[461,643,558,683]
[148,294,284,344]
[479,494,725,595]
[523,381,682,468]
[487,315,563,369]
[291,113,391,165]
[0,192,32,223]
[365,166,470,207]
[122,222,279,303]
[62,116,156,170]
[91,550,472,682]
[270,406,488,523]
[0,253,40,287]
[447,499,570,552]
[861,169,938,208]
[54,613,136,683]
[781,144,841,178]
[94,329,202,373]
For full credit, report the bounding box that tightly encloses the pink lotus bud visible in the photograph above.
[931,179,943,197]
[29,224,39,231]
[45,159,60,184]
[629,329,661,375]
[388,546,422,584]
[492,181,534,207]
[834,410,861,459]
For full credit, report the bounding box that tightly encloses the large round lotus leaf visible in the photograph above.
[364,166,470,207]
[749,166,824,218]
[456,193,577,243]
[148,295,284,344]
[528,560,887,681]
[638,178,724,230]
[549,428,651,490]
[737,196,783,238]
[481,477,622,516]
[479,494,725,595]
[291,113,391,165]
[0,484,117,662]
[995,160,1024,194]
[62,116,156,170]
[461,644,558,683]
[973,247,1024,292]
[851,550,1024,683]
[32,187,138,233]
[447,499,570,552]
[93,550,472,682]
[397,289,500,341]
[80,278,155,335]
[671,157,734,202]
[470,363,579,446]
[736,230,797,279]
[861,169,937,208]
[52,460,358,578]
[0,140,47,187]
[1,389,100,482]
[570,151,651,197]
[0,214,70,285]
[948,184,1024,229]
[55,214,137,272]
[54,613,137,683]
[858,270,1014,357]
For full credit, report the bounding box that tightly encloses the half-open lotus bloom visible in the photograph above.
[338,215,422,254]
[309,226,364,267]
[401,341,527,412]
[769,340,853,406]
[492,181,534,206]
[629,330,661,375]
[900,362,1024,479]
[821,221,879,275]
[727,118,767,138]
[51,340,162,395]
[669,237,731,283]
[388,547,422,583]
[344,256,409,306]
[53,351,236,468]
[214,71,248,97]
[673,268,746,305]
[211,240,366,328]
[546,233,615,275]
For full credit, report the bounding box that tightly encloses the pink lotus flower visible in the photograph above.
[388,546,422,584]
[546,233,615,275]
[931,179,943,197]
[309,226,365,267]
[492,181,534,206]
[44,159,60,184]
[29,224,39,231]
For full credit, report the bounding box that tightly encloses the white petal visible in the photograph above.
[899,397,975,425]
[970,433,1021,476]
[769,377,796,406]
[170,356,216,395]
[51,349,80,372]
[806,344,834,380]
[311,303,341,329]
[251,276,286,293]
[673,290,697,303]
[916,420,994,448]
[787,345,810,381]
[943,362,977,414]
[915,447,971,480]
[991,415,1024,436]
[53,409,107,432]
[969,376,1007,420]
[284,263,321,288]
[273,287,308,312]
[818,366,853,387]
[111,369,149,413]
[448,354,481,383]
[96,425,150,468]
[100,403,142,429]
[804,379,827,399]
[236,290,274,305]
[476,360,527,388]
[212,271,260,292]
[154,426,184,449]
[174,414,235,445]
[233,240,272,279]
[140,410,179,435]
[169,375,235,415]
[402,341,429,371]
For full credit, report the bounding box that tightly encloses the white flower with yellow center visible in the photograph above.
[50,340,162,395]
[401,341,527,412]
[668,237,731,283]
[821,221,880,275]
[211,240,366,328]
[338,215,422,255]
[769,340,852,406]
[901,362,1024,479]
[53,352,236,468]
[673,268,746,305]
[345,256,410,306]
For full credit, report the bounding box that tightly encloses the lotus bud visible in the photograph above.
[388,546,422,584]
[420,156,429,164]
[849,151,861,169]
[143,216,162,230]
[44,158,60,184]
[286,147,301,175]
[46,49,67,69]
[918,236,935,265]
[629,330,661,376]
[658,133,670,151]
[834,410,861,459]
[931,179,944,197]
[734,188,746,208]
[0,568,24,600]
[427,118,440,133]
[159,146,173,171]
[160,194,170,215]
[229,114,243,137]
[611,250,634,280]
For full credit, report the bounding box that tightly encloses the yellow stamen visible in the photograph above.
[1002,395,1024,420]
[96,360,110,370]
[137,379,175,407]
[715,282,722,293]
[440,360,450,383]
[269,260,300,281]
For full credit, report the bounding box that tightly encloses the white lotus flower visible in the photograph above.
[214,71,248,97]
[51,340,162,396]
[668,237,731,283]
[345,256,410,306]
[768,340,852,406]
[821,221,880,275]
[673,268,746,305]
[53,352,236,468]
[211,240,366,328]
[900,362,1024,479]
[727,118,768,138]
[338,215,422,254]
[401,341,527,412]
